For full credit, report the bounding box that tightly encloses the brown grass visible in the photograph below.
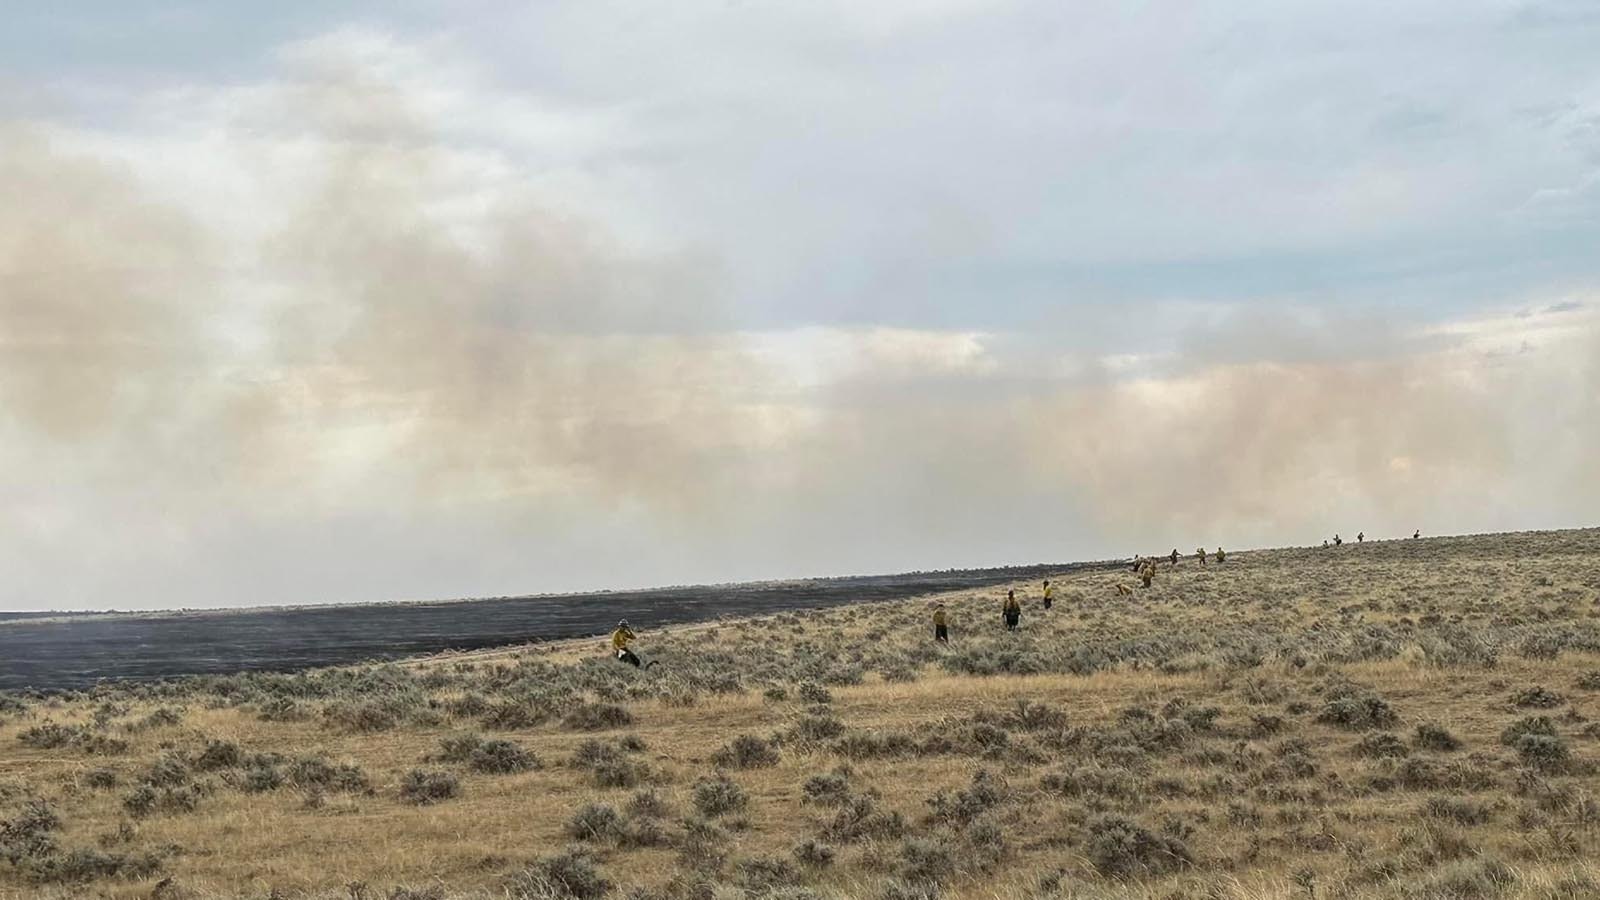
[3,529,1600,899]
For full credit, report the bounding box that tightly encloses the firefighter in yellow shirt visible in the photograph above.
[611,620,643,667]
[933,605,949,643]
[1003,590,1022,631]
[1042,579,1054,610]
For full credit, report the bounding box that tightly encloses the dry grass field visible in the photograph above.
[3,529,1600,900]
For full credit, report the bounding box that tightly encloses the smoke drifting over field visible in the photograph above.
[1,29,1597,609]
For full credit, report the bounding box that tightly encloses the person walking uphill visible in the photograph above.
[1003,590,1022,631]
[1042,580,1054,610]
[933,605,949,643]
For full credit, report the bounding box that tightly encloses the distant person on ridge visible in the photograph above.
[1215,547,1226,564]
[1357,531,1365,543]
[1196,547,1207,566]
[1003,590,1021,631]
[1334,534,1342,547]
[1042,579,1054,610]
[933,605,949,643]
[1139,560,1155,588]
[1414,529,1421,539]
[1170,549,1179,567]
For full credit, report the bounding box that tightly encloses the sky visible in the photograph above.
[2,1,1598,611]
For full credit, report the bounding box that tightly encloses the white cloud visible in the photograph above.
[1,11,1599,609]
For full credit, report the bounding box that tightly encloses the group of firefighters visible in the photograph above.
[609,527,1433,664]
[608,544,1233,663]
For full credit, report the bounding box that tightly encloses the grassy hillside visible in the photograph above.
[2,529,1600,899]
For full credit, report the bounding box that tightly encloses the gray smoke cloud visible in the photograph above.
[0,36,1596,610]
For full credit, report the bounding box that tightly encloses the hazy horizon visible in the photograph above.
[4,2,1599,611]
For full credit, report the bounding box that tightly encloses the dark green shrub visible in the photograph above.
[507,848,611,900]
[288,756,370,793]
[692,774,749,817]
[1085,815,1193,877]
[1356,733,1411,759]
[561,703,633,732]
[1511,686,1564,709]
[565,803,625,843]
[712,734,780,770]
[793,838,835,867]
[193,740,242,771]
[399,769,460,805]
[1414,723,1462,752]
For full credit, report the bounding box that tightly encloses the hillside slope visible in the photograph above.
[2,529,1599,899]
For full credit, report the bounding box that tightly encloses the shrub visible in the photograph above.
[571,739,650,788]
[323,698,411,732]
[471,739,539,774]
[1414,723,1463,752]
[802,770,852,806]
[121,783,203,818]
[1422,796,1493,826]
[880,880,940,900]
[1514,734,1571,771]
[82,769,118,790]
[1355,733,1411,759]
[288,757,370,794]
[712,734,781,770]
[1501,716,1559,747]
[143,753,190,788]
[240,765,285,793]
[788,711,846,743]
[1409,856,1516,899]
[508,848,612,900]
[17,723,82,750]
[625,789,670,820]
[797,682,833,704]
[693,774,749,817]
[435,732,484,763]
[562,703,633,732]
[399,769,460,805]
[0,799,60,863]
[256,696,308,722]
[1317,695,1399,731]
[1009,699,1069,731]
[898,836,956,885]
[565,803,626,843]
[737,855,803,893]
[1251,715,1286,737]
[676,817,732,873]
[29,848,162,883]
[926,769,1006,827]
[482,699,553,730]
[1041,764,1143,801]
[1085,815,1193,877]
[824,793,906,842]
[1511,686,1564,709]
[793,838,836,867]
[193,740,243,771]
